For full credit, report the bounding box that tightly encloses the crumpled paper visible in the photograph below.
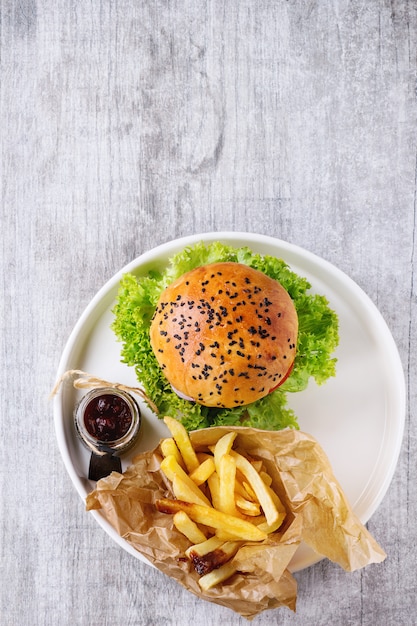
[86,427,386,620]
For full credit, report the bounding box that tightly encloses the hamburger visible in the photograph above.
[112,241,339,431]
[150,262,298,408]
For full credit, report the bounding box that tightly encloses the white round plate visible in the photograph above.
[53,232,406,573]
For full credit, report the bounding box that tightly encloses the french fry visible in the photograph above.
[207,472,222,510]
[260,470,273,487]
[198,562,237,591]
[234,478,256,502]
[213,431,237,473]
[214,529,242,541]
[265,481,286,515]
[173,511,208,544]
[218,454,240,517]
[189,457,215,486]
[160,455,211,507]
[255,482,286,532]
[186,538,241,575]
[235,496,261,516]
[230,451,280,526]
[163,415,200,473]
[257,515,286,534]
[172,475,210,507]
[160,438,186,469]
[242,480,258,502]
[155,499,268,542]
[185,535,224,559]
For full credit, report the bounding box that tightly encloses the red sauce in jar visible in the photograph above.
[83,393,132,442]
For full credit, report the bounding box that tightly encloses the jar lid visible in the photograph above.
[74,387,142,455]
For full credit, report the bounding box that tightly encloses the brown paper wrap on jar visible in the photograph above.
[86,427,386,620]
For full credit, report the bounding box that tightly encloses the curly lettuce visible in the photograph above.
[111,242,339,431]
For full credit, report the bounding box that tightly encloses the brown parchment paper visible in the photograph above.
[86,427,386,620]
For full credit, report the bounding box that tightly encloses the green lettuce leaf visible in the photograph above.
[111,242,339,431]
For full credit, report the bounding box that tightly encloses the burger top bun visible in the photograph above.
[150,262,298,409]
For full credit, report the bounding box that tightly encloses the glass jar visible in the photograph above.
[74,387,141,455]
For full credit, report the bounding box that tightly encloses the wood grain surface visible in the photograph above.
[1,1,416,624]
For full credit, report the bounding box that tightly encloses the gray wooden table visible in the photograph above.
[2,1,416,624]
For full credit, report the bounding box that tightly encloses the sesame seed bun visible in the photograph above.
[150,262,298,408]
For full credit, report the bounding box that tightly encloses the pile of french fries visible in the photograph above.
[156,416,287,591]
